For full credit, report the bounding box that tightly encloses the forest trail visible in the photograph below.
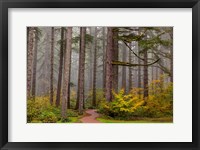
[80,109,101,123]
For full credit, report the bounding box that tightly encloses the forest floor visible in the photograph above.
[80,109,173,123]
[80,109,101,123]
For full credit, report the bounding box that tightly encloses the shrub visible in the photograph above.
[38,111,58,123]
[27,96,79,123]
[98,89,144,119]
[98,79,173,119]
[67,109,78,117]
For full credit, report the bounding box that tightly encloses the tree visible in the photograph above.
[105,27,113,102]
[121,43,127,92]
[88,27,93,92]
[92,27,97,107]
[67,46,72,109]
[50,27,54,105]
[62,27,72,119]
[112,28,119,93]
[143,48,148,98]
[128,44,133,92]
[169,28,173,82]
[102,27,106,90]
[27,27,35,98]
[56,27,64,107]
[42,28,51,95]
[77,27,86,114]
[31,28,39,101]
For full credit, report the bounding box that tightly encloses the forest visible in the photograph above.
[27,27,173,123]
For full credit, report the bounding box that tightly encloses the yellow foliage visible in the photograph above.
[98,78,173,119]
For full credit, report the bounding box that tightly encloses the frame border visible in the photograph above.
[0,0,199,149]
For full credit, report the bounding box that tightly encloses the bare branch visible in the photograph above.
[112,58,160,67]
[122,41,145,61]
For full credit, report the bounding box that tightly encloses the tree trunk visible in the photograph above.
[27,27,35,98]
[112,28,119,93]
[62,27,72,119]
[43,28,51,95]
[50,27,54,105]
[151,53,154,94]
[138,47,142,97]
[102,27,106,91]
[170,49,173,82]
[56,27,64,107]
[143,49,148,99]
[77,27,86,114]
[31,28,38,101]
[88,27,93,92]
[67,63,71,109]
[170,29,173,83]
[105,27,113,102]
[122,43,127,92]
[92,27,97,107]
[128,45,132,92]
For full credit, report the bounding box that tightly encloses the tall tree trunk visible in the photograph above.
[170,29,173,83]
[56,27,64,107]
[67,63,71,109]
[27,27,35,98]
[62,27,72,119]
[77,27,86,114]
[159,60,164,92]
[92,27,97,107]
[43,28,51,95]
[50,27,54,105]
[143,49,148,99]
[88,27,93,91]
[151,53,154,94]
[121,43,127,92]
[31,28,38,101]
[128,45,132,92]
[170,49,173,83]
[137,29,142,95]
[112,28,119,93]
[102,27,106,91]
[105,27,113,102]
[138,45,142,97]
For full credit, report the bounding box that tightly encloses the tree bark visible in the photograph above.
[43,28,51,95]
[112,28,119,93]
[50,27,54,105]
[170,29,173,83]
[138,46,142,98]
[56,27,64,107]
[143,49,148,99]
[62,27,72,119]
[77,27,86,114]
[102,27,106,91]
[122,43,127,92]
[31,28,38,101]
[170,48,173,83]
[67,61,71,109]
[27,27,35,98]
[128,44,132,92]
[88,27,93,91]
[92,27,97,107]
[105,27,113,102]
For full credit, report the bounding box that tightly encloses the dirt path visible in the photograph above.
[80,109,101,123]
